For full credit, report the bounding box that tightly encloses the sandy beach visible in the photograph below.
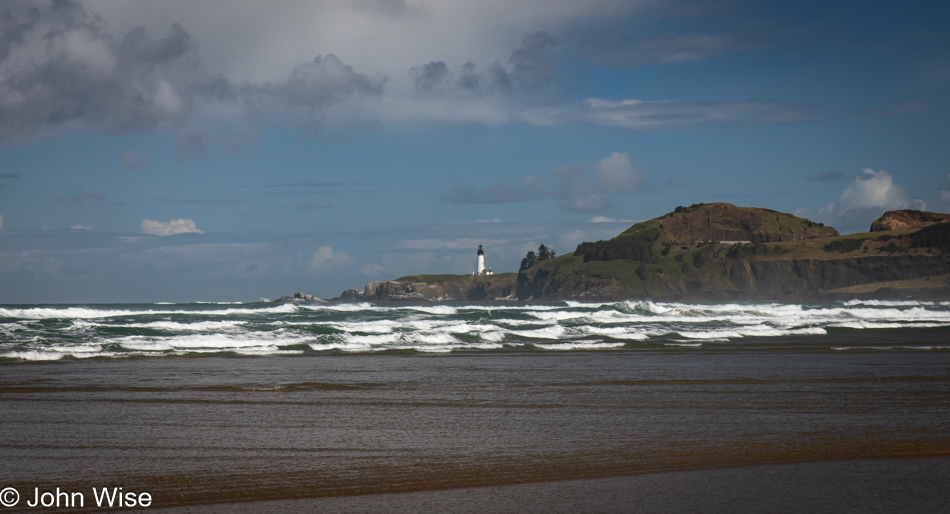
[3,349,949,511]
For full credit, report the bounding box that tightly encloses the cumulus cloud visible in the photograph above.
[409,31,557,97]
[141,218,203,236]
[0,2,384,143]
[586,216,616,223]
[813,169,925,233]
[441,151,643,212]
[71,224,93,230]
[823,169,923,213]
[0,1,826,145]
[0,2,210,142]
[242,54,384,136]
[412,61,450,91]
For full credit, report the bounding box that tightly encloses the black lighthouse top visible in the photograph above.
[477,245,484,255]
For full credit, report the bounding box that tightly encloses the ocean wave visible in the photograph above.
[4,299,950,360]
[0,303,298,320]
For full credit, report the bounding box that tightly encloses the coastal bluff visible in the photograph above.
[330,204,950,303]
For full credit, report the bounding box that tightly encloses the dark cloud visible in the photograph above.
[459,61,512,93]
[0,3,38,62]
[0,3,383,144]
[412,61,450,91]
[408,31,556,97]
[807,171,846,181]
[242,54,384,136]
[0,3,209,141]
[508,31,559,87]
[54,191,105,206]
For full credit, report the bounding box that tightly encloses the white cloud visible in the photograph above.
[595,151,643,192]
[141,218,204,236]
[309,245,353,271]
[82,0,640,85]
[71,225,93,230]
[822,168,922,213]
[0,1,823,144]
[0,214,3,230]
[520,97,823,129]
[811,169,926,233]
[586,216,616,223]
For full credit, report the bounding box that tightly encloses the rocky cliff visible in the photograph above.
[870,210,950,232]
[340,275,517,303]
[334,204,950,303]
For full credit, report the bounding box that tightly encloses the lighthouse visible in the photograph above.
[474,245,493,275]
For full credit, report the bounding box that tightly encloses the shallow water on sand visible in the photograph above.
[2,350,949,511]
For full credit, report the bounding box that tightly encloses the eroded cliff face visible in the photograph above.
[729,255,950,298]
[510,254,950,302]
[871,210,950,232]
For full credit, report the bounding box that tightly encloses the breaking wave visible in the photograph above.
[2,299,950,360]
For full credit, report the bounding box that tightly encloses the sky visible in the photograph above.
[1,0,950,303]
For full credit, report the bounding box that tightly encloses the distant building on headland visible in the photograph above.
[474,245,493,275]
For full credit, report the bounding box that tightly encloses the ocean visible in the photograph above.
[3,299,950,359]
[2,300,949,512]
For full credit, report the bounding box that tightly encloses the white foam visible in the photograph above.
[512,325,567,339]
[843,299,933,307]
[0,303,298,320]
[533,341,625,350]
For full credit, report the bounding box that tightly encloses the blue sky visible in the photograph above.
[1,0,949,303]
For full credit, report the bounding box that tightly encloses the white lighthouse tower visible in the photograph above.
[474,245,493,275]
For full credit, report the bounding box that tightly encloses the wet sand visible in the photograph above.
[155,458,950,513]
[2,351,950,511]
